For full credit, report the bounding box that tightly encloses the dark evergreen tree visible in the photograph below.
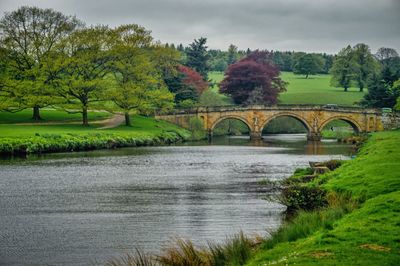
[186,37,210,80]
[227,44,238,65]
[362,75,400,108]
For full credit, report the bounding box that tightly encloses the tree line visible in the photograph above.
[1,6,399,128]
[0,6,209,125]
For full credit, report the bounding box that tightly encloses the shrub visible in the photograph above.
[282,185,327,213]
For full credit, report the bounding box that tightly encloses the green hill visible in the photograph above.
[209,71,366,106]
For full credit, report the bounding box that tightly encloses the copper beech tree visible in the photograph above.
[219,50,286,105]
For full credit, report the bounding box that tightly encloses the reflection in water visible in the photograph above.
[0,134,354,265]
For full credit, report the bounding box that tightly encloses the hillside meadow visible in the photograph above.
[209,71,366,106]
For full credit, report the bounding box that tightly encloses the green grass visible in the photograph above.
[0,115,186,138]
[279,72,365,106]
[208,71,233,105]
[0,109,110,124]
[0,115,191,154]
[246,131,400,265]
[208,71,366,106]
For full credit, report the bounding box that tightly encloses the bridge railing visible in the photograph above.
[156,104,382,116]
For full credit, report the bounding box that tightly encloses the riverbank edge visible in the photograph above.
[246,130,400,265]
[0,130,191,156]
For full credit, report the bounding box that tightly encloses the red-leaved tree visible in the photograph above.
[219,50,286,105]
[178,65,208,95]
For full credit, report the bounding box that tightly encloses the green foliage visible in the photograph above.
[188,117,206,140]
[362,76,400,108]
[0,6,81,119]
[107,25,175,125]
[186,37,210,80]
[293,53,324,78]
[281,185,328,213]
[199,89,228,107]
[50,26,113,125]
[330,45,357,92]
[352,43,380,92]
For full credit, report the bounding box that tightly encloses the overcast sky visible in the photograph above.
[1,0,399,54]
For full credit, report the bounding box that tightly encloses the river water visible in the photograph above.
[0,134,354,265]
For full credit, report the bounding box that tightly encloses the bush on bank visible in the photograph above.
[0,131,188,155]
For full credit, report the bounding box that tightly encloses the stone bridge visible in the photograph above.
[156,105,393,141]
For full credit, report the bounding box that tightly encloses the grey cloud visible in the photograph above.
[0,0,399,53]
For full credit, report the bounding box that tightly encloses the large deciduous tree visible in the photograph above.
[186,37,210,80]
[330,45,357,92]
[293,53,324,78]
[0,6,81,120]
[352,43,380,92]
[107,24,174,126]
[50,26,112,126]
[219,50,286,105]
[375,48,400,87]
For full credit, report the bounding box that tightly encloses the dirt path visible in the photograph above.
[98,114,125,129]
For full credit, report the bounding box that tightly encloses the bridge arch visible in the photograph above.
[260,112,312,134]
[210,115,252,131]
[319,116,362,133]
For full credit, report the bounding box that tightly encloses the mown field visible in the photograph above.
[0,114,190,155]
[247,130,400,265]
[209,71,366,106]
[0,109,111,124]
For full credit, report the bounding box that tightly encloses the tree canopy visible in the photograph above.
[293,53,324,78]
[0,6,81,119]
[219,51,286,105]
[186,37,210,80]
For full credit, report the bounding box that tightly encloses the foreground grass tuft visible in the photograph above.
[106,232,254,266]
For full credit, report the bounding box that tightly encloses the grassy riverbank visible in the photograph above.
[247,130,400,265]
[0,114,190,155]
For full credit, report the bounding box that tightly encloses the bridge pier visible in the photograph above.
[207,129,213,142]
[250,131,263,140]
[307,132,322,141]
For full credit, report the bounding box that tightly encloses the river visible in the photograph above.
[0,134,354,265]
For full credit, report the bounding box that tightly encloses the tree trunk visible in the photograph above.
[125,112,131,126]
[344,87,348,92]
[305,73,309,79]
[82,106,88,126]
[359,86,364,92]
[32,106,41,121]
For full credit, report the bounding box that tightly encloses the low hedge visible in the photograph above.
[0,131,186,155]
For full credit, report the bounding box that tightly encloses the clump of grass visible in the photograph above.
[107,232,255,266]
[158,238,205,265]
[263,192,357,250]
[158,233,254,266]
[105,248,157,266]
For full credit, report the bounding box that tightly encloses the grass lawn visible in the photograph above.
[208,71,366,106]
[0,115,188,139]
[0,109,110,124]
[246,131,400,265]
